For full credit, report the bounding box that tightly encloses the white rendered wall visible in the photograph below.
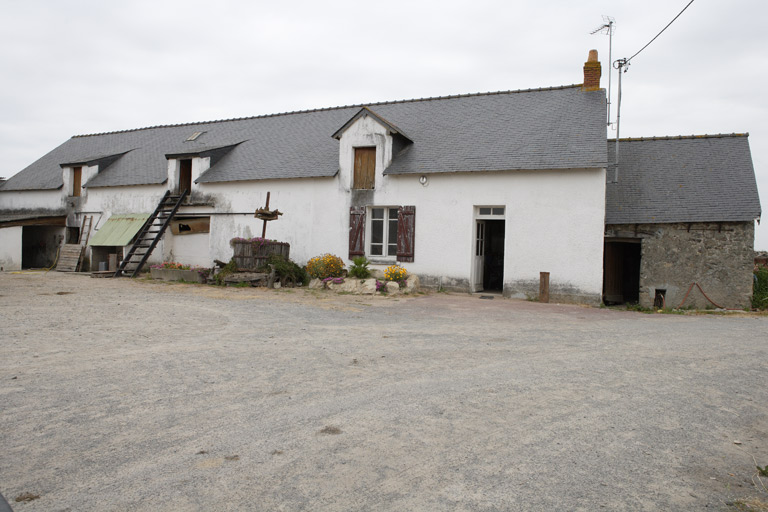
[0,226,22,270]
[0,113,606,301]
[165,232,210,267]
[199,177,343,265]
[0,189,64,211]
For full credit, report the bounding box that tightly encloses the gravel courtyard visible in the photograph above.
[1,272,766,511]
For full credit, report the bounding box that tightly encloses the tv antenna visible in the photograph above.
[590,15,615,127]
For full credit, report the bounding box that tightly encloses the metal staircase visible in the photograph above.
[114,190,188,277]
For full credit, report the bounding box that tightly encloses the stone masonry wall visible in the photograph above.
[605,222,755,309]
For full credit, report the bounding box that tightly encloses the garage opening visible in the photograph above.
[22,226,64,269]
[603,238,641,305]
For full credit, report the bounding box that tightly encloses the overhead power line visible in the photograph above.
[609,0,696,184]
[627,0,695,63]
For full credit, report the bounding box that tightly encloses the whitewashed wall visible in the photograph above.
[195,168,605,302]
[0,189,64,211]
[0,116,606,302]
[0,226,22,270]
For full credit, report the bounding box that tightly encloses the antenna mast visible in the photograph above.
[590,16,615,127]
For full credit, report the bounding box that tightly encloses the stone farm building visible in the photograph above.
[0,51,761,308]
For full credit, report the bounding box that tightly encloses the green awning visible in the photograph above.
[88,214,150,246]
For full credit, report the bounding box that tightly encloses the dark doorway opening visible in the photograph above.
[483,220,505,291]
[22,226,63,269]
[178,159,192,194]
[603,239,641,304]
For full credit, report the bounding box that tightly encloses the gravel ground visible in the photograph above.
[0,271,767,511]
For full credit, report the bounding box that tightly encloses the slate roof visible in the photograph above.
[605,134,762,224]
[1,84,606,191]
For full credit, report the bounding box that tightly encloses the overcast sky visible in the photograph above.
[1,0,766,248]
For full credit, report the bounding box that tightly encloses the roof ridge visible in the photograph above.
[611,133,749,142]
[71,84,583,139]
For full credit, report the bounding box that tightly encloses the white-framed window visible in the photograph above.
[476,206,505,219]
[349,205,414,263]
[369,206,399,257]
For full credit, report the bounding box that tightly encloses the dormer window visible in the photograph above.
[353,147,376,189]
[333,107,413,192]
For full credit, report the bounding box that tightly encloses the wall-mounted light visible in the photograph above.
[419,175,428,186]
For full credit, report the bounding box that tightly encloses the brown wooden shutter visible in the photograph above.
[396,206,415,263]
[349,206,366,259]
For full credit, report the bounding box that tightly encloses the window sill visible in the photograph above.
[367,257,396,265]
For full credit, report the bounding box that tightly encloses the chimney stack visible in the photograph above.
[582,49,602,91]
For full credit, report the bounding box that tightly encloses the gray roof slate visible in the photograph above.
[1,84,606,191]
[605,134,762,224]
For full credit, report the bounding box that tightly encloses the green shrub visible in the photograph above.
[348,256,371,279]
[260,254,308,286]
[214,259,238,286]
[305,254,345,280]
[753,267,768,310]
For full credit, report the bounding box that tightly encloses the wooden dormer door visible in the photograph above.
[353,147,375,189]
[179,159,192,194]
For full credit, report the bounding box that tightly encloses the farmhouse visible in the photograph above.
[0,50,761,308]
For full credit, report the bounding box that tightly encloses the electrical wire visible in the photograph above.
[627,0,695,63]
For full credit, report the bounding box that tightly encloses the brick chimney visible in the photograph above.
[582,49,601,91]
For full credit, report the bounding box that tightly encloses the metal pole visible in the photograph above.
[607,20,613,126]
[613,58,626,184]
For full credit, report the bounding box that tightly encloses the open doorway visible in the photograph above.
[22,226,64,268]
[178,159,192,195]
[472,206,506,292]
[603,239,641,304]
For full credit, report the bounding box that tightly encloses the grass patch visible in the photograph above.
[730,498,768,511]
[753,268,768,310]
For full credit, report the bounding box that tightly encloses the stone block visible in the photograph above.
[338,280,361,293]
[361,279,377,295]
[404,274,420,293]
[385,281,400,294]
[308,278,324,289]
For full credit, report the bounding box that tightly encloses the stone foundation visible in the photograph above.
[606,222,755,309]
[504,279,601,305]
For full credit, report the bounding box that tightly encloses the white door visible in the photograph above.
[471,220,485,292]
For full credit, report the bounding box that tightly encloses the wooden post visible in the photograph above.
[261,192,270,238]
[539,272,550,303]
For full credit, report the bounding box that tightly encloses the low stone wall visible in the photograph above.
[150,268,205,283]
[309,275,420,295]
[606,222,755,309]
